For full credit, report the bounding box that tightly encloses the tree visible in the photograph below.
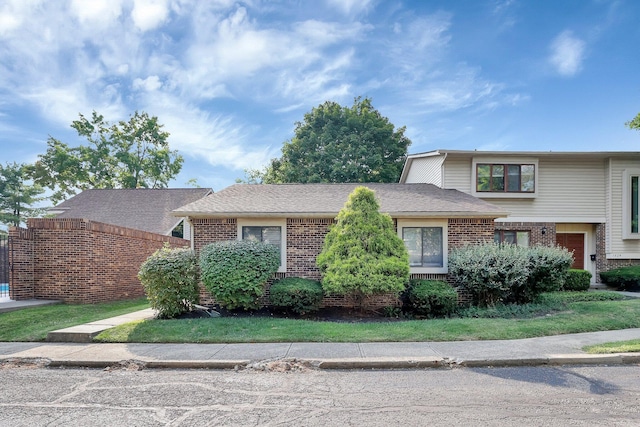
[262,97,411,183]
[316,186,410,309]
[626,112,640,132]
[0,162,46,227]
[33,111,183,203]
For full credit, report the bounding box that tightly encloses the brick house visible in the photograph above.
[173,183,506,306]
[400,150,640,281]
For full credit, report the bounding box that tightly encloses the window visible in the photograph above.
[623,170,640,239]
[237,219,287,271]
[476,163,535,193]
[398,220,447,273]
[494,230,530,247]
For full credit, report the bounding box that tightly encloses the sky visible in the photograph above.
[1,0,639,194]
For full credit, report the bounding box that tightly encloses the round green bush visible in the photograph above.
[563,269,592,291]
[199,240,280,310]
[269,277,324,315]
[138,246,200,319]
[405,280,458,317]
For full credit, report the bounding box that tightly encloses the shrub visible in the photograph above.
[448,243,529,306]
[317,187,409,308]
[269,277,324,315]
[510,245,574,304]
[199,240,280,310]
[600,265,640,291]
[536,291,626,305]
[563,269,592,291]
[405,280,458,317]
[138,245,200,319]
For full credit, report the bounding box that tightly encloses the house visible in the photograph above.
[400,150,640,281]
[173,183,506,303]
[49,188,212,239]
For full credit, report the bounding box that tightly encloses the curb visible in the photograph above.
[3,354,639,370]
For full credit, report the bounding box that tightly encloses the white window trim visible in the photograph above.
[397,219,448,274]
[471,157,538,199]
[237,218,287,272]
[622,169,640,240]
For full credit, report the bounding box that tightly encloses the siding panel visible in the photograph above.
[404,155,445,186]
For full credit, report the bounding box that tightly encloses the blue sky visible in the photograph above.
[1,0,639,193]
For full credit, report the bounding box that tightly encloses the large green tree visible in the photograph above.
[0,162,46,227]
[316,186,410,308]
[33,111,183,203]
[261,97,411,184]
[626,112,640,131]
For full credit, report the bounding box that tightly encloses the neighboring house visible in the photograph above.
[49,188,212,239]
[173,183,507,288]
[400,150,640,281]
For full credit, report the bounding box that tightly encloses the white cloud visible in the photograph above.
[133,75,163,91]
[326,0,372,15]
[132,0,170,31]
[549,30,586,76]
[70,0,124,29]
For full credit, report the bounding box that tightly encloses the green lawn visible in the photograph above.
[94,293,640,344]
[0,298,149,341]
[583,339,640,354]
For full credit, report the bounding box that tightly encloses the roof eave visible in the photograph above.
[174,210,508,219]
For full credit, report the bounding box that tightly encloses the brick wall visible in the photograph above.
[192,216,496,309]
[9,218,188,303]
[494,221,557,247]
[594,223,640,280]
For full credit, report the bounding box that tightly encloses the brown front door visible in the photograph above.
[556,233,584,269]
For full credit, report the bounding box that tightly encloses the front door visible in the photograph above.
[556,233,584,269]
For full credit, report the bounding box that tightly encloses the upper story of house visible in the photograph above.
[400,150,640,255]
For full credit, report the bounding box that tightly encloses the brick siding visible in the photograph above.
[8,218,188,303]
[192,216,495,310]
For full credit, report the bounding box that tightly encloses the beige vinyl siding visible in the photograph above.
[442,157,472,192]
[607,158,640,257]
[404,155,445,186]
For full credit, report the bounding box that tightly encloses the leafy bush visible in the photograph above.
[138,245,200,319]
[317,187,409,307]
[563,269,592,291]
[199,240,280,310]
[448,243,529,306]
[600,265,640,290]
[269,277,324,315]
[510,245,574,303]
[405,280,457,317]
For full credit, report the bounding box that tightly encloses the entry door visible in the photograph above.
[556,233,584,269]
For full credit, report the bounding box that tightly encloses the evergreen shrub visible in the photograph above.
[269,277,324,314]
[600,265,640,291]
[511,245,574,303]
[138,245,200,319]
[199,240,280,310]
[405,280,457,317]
[563,269,592,291]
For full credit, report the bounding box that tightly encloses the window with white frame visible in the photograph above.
[237,219,287,271]
[623,169,640,239]
[398,220,447,273]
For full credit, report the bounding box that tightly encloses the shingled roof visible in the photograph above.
[173,183,507,218]
[51,188,212,235]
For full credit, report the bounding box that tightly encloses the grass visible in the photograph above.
[94,292,640,344]
[583,340,640,354]
[0,298,149,341]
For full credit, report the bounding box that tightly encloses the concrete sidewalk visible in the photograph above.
[2,327,640,370]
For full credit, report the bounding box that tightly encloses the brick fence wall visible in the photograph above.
[9,218,188,303]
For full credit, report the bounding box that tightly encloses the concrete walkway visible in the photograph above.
[1,307,640,369]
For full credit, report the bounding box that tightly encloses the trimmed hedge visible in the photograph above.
[405,280,457,318]
[563,269,592,291]
[199,240,280,310]
[138,246,200,319]
[600,265,640,291]
[269,277,324,315]
[511,245,574,303]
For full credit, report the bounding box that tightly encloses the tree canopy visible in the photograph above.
[626,112,640,132]
[316,186,410,306]
[0,162,46,227]
[33,111,183,203]
[261,97,411,184]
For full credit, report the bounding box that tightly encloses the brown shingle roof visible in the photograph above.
[173,183,507,218]
[52,188,212,235]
